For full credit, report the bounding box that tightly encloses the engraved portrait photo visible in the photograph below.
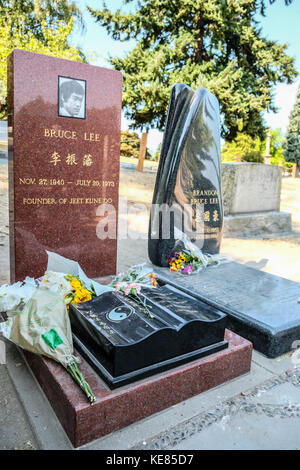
[58,76,86,119]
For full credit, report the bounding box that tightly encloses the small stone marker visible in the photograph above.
[8,50,122,281]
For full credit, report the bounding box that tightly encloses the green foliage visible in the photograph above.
[89,0,297,140]
[0,0,84,40]
[221,133,264,162]
[153,142,162,162]
[283,83,300,165]
[120,130,152,159]
[0,1,85,118]
[120,130,140,158]
[222,128,293,168]
[263,128,292,168]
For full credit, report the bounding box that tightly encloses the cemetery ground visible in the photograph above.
[1,163,300,450]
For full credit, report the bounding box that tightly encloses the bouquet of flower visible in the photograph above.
[109,264,158,318]
[40,271,96,308]
[0,262,99,404]
[167,226,230,275]
[169,249,229,274]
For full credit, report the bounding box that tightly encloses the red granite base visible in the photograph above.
[23,329,252,448]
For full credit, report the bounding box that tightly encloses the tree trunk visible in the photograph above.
[136,132,148,172]
[292,163,300,178]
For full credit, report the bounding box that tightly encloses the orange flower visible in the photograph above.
[151,274,157,287]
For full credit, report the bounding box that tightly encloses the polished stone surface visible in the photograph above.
[148,84,223,267]
[154,262,300,358]
[69,284,228,388]
[7,50,122,281]
[23,329,252,447]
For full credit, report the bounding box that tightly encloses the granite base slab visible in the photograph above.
[154,262,300,358]
[223,211,292,237]
[23,329,252,448]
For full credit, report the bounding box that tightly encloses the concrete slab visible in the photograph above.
[135,364,300,450]
[252,349,298,375]
[0,362,37,450]
[4,341,73,450]
[247,382,300,405]
[174,414,300,450]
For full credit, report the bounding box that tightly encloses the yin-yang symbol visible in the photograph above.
[107,305,133,322]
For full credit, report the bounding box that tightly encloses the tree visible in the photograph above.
[120,130,140,158]
[221,133,264,163]
[0,2,86,118]
[0,0,84,41]
[283,83,300,172]
[89,0,297,140]
[120,130,152,159]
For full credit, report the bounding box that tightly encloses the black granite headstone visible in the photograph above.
[153,262,300,358]
[148,84,223,267]
[69,284,228,388]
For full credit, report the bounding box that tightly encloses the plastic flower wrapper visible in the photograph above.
[110,263,158,289]
[168,227,230,275]
[41,271,94,308]
[0,277,38,316]
[109,264,158,318]
[0,287,95,404]
[46,250,113,297]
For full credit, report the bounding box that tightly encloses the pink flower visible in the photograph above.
[124,282,142,296]
[115,281,127,292]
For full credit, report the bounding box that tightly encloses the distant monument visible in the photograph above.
[221,162,292,237]
[264,129,272,164]
[7,50,122,282]
[148,84,223,267]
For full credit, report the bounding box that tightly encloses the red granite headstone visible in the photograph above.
[7,50,122,282]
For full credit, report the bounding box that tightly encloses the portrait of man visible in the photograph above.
[58,76,86,119]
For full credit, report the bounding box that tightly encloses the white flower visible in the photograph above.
[40,271,73,297]
[0,279,36,313]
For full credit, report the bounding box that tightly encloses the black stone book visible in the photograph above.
[148,84,223,267]
[69,285,228,388]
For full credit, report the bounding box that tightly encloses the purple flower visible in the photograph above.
[181,264,193,274]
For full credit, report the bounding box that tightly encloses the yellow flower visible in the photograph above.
[72,287,92,304]
[70,279,82,289]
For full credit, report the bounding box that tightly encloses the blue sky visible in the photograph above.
[72,0,300,152]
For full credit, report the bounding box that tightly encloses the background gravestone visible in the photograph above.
[8,50,122,282]
[221,162,292,237]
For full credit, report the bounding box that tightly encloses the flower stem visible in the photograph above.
[130,294,154,318]
[67,362,95,404]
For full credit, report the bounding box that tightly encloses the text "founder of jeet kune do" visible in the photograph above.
[59,80,84,117]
